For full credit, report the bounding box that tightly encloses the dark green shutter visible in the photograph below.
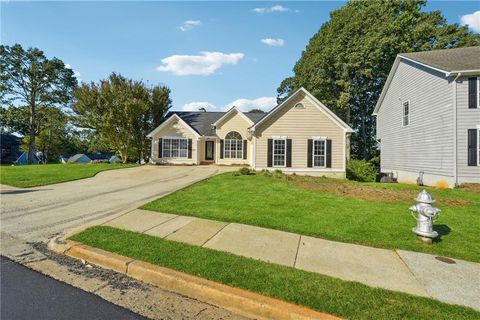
[468,129,477,166]
[468,78,477,109]
[158,138,163,158]
[326,139,332,168]
[220,140,224,159]
[307,139,313,168]
[243,140,247,159]
[188,139,192,159]
[267,139,273,167]
[286,139,292,167]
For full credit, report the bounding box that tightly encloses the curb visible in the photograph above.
[52,239,341,320]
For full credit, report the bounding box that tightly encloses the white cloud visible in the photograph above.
[65,64,82,82]
[181,101,216,111]
[179,20,201,32]
[261,38,285,47]
[460,11,480,33]
[226,97,277,112]
[253,5,290,14]
[179,96,277,113]
[157,51,245,76]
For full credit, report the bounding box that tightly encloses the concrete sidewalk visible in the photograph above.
[103,209,480,311]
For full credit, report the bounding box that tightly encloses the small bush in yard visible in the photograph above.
[238,167,255,175]
[346,160,376,182]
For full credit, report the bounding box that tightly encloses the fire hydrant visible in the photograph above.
[410,190,441,244]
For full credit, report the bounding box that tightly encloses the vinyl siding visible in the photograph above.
[456,77,480,183]
[215,111,251,165]
[376,59,454,180]
[254,92,346,171]
[150,118,198,164]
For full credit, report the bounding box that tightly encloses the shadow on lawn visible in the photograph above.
[432,224,451,243]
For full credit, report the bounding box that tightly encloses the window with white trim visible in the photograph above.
[273,138,286,167]
[224,131,243,159]
[313,139,326,168]
[294,103,305,109]
[402,101,410,126]
[162,137,188,158]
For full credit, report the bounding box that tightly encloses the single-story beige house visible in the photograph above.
[148,88,353,177]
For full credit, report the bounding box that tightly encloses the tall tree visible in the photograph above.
[72,73,171,163]
[0,44,77,164]
[20,106,70,163]
[277,0,479,160]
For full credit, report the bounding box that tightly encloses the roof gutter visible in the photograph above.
[448,69,480,77]
[453,72,462,187]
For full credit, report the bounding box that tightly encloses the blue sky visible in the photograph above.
[2,1,479,112]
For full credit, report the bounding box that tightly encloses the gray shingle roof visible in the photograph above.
[400,46,480,72]
[168,111,267,136]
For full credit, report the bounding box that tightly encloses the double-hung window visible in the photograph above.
[273,138,286,167]
[162,137,188,158]
[224,131,243,159]
[402,101,410,126]
[313,138,326,168]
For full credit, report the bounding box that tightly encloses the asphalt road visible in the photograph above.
[0,255,145,320]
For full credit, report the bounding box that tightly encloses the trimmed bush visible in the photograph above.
[239,167,255,175]
[346,160,376,182]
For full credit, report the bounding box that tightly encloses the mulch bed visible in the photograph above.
[294,179,470,207]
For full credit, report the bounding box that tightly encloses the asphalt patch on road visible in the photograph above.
[30,241,149,294]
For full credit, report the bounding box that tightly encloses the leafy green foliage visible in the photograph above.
[278,0,479,160]
[238,167,255,175]
[72,73,172,163]
[0,44,77,164]
[346,159,377,182]
[18,106,70,163]
[72,226,480,320]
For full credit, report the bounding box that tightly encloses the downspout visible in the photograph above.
[453,72,462,187]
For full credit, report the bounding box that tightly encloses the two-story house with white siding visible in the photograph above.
[373,46,480,188]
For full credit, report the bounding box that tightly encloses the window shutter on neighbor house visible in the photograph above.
[307,139,313,168]
[188,139,192,159]
[286,139,292,167]
[220,140,224,159]
[467,129,477,166]
[468,78,477,109]
[326,139,332,168]
[243,140,247,159]
[267,139,273,167]
[158,138,163,158]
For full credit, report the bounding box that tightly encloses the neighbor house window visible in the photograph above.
[468,77,480,109]
[162,137,188,158]
[402,101,410,126]
[224,131,243,159]
[273,138,286,167]
[313,138,326,168]
[478,128,480,166]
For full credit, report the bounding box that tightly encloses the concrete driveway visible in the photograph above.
[1,165,232,259]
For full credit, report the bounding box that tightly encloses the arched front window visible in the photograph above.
[224,131,243,159]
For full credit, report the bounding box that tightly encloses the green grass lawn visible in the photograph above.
[143,172,480,262]
[71,226,480,320]
[0,163,137,188]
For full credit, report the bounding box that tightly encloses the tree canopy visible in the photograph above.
[0,44,77,163]
[72,73,172,163]
[277,0,479,160]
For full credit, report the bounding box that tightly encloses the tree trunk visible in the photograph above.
[28,102,36,165]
